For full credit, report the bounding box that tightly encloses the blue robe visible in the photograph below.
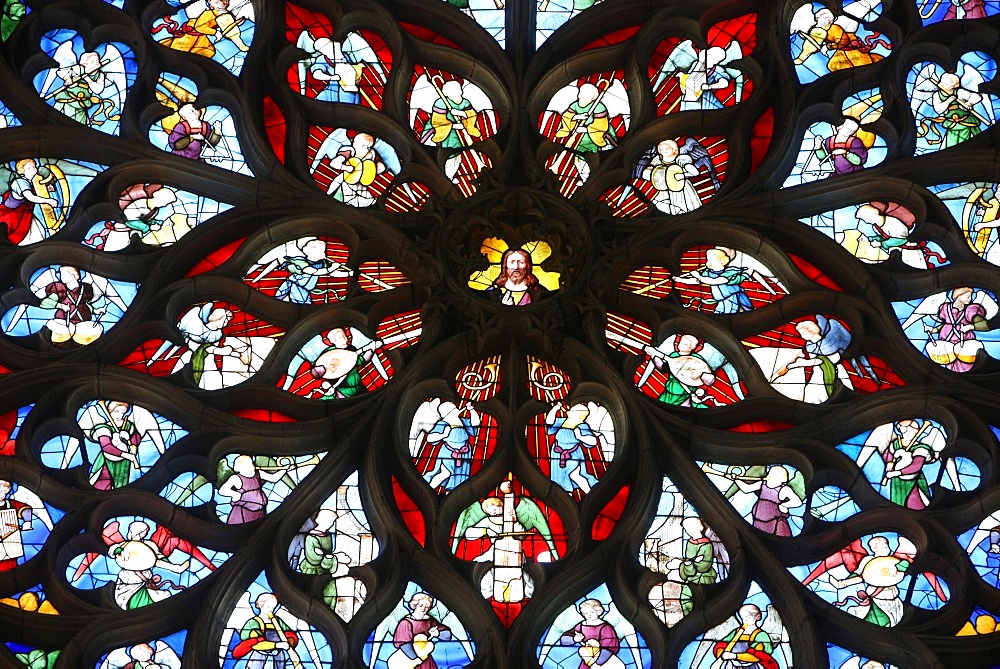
[424,418,477,489]
[546,418,599,493]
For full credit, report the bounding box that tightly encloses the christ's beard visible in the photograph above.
[507,269,527,285]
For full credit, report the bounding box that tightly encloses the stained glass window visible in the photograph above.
[3,0,1000,667]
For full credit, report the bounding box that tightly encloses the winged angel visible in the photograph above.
[99,640,181,669]
[453,480,558,604]
[295,29,384,105]
[366,586,474,668]
[0,158,97,244]
[653,39,745,112]
[896,287,1000,372]
[36,37,130,133]
[911,57,998,152]
[221,588,330,668]
[688,600,791,669]
[537,593,647,669]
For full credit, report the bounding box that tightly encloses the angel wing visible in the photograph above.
[98,647,133,669]
[152,640,182,669]
[516,497,558,557]
[221,590,255,661]
[632,146,658,181]
[97,44,128,115]
[587,402,616,461]
[911,63,942,117]
[310,127,351,172]
[369,603,409,669]
[721,40,745,103]
[374,137,401,174]
[973,289,1000,319]
[899,292,949,331]
[787,468,807,502]
[680,137,720,189]
[843,0,882,21]
[436,606,475,660]
[452,502,488,552]
[38,40,79,98]
[538,604,586,666]
[343,32,379,64]
[86,273,130,314]
[705,525,730,580]
[731,251,782,288]
[601,604,643,669]
[10,486,52,530]
[761,604,791,667]
[276,606,324,666]
[28,267,61,299]
[653,39,699,91]
[691,616,740,668]
[790,3,818,35]
[966,510,1000,555]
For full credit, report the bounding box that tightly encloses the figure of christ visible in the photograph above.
[485,248,547,306]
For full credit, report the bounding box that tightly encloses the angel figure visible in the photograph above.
[247,237,354,304]
[156,301,278,390]
[543,401,613,497]
[99,640,181,669]
[310,129,401,207]
[1,265,134,348]
[453,480,558,604]
[283,327,383,399]
[852,419,953,509]
[367,586,474,669]
[690,598,792,669]
[849,201,943,268]
[100,520,205,610]
[413,77,489,149]
[288,477,378,618]
[294,30,384,105]
[554,82,616,153]
[154,77,238,168]
[653,40,745,113]
[898,287,998,372]
[154,0,252,60]
[934,182,1000,264]
[766,315,866,402]
[672,247,780,314]
[790,1,887,74]
[76,400,168,490]
[643,333,744,408]
[0,158,76,244]
[911,61,997,150]
[538,593,648,669]
[410,399,483,491]
[641,478,730,627]
[0,479,53,572]
[82,183,195,252]
[637,138,719,215]
[37,40,129,131]
[716,465,806,537]
[820,535,913,627]
[222,589,329,668]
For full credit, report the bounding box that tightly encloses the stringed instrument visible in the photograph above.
[386,633,434,669]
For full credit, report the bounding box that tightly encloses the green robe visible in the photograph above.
[678,537,716,614]
[887,439,932,508]
[322,368,366,399]
[657,352,708,408]
[939,91,982,148]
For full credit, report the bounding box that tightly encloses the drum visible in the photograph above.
[649,164,687,192]
[925,340,957,365]
[860,555,906,587]
[956,339,984,364]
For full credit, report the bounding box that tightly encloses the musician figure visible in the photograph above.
[421,80,481,149]
[641,139,702,215]
[555,83,613,153]
[711,604,777,668]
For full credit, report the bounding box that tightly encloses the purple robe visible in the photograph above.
[559,620,620,669]
[392,615,452,669]
[936,301,986,372]
[751,483,791,537]
[226,473,266,524]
